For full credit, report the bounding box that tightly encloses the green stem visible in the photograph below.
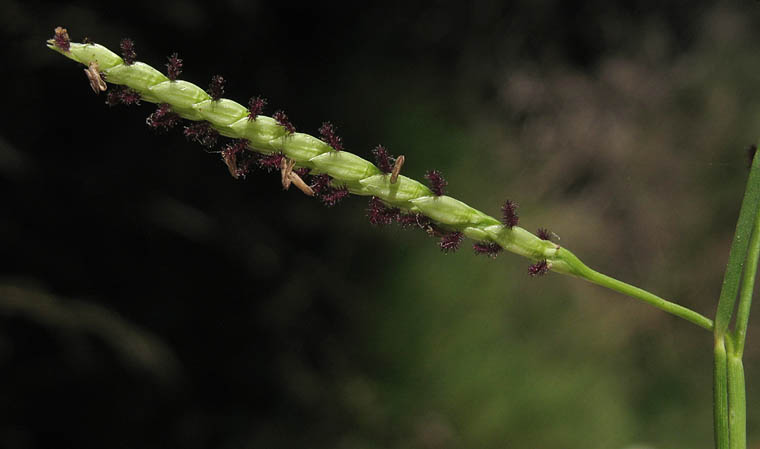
[714,337,730,449]
[579,267,714,331]
[713,148,760,449]
[724,170,760,449]
[727,344,746,449]
[714,150,760,338]
[733,203,760,357]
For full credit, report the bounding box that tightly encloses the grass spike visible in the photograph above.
[45,29,719,334]
[41,30,612,276]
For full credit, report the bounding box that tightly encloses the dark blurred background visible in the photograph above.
[2,1,760,448]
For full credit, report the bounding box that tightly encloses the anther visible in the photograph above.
[289,171,315,196]
[223,151,239,179]
[280,158,296,190]
[390,155,405,184]
[84,61,107,94]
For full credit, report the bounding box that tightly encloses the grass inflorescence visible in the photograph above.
[46,27,569,276]
[44,26,721,332]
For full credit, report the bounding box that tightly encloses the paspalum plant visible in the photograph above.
[47,27,760,448]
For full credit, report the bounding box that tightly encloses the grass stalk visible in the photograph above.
[714,149,760,338]
[733,192,760,357]
[714,337,730,449]
[579,268,714,331]
[727,349,746,449]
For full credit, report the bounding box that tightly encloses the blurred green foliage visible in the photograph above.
[2,1,760,448]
